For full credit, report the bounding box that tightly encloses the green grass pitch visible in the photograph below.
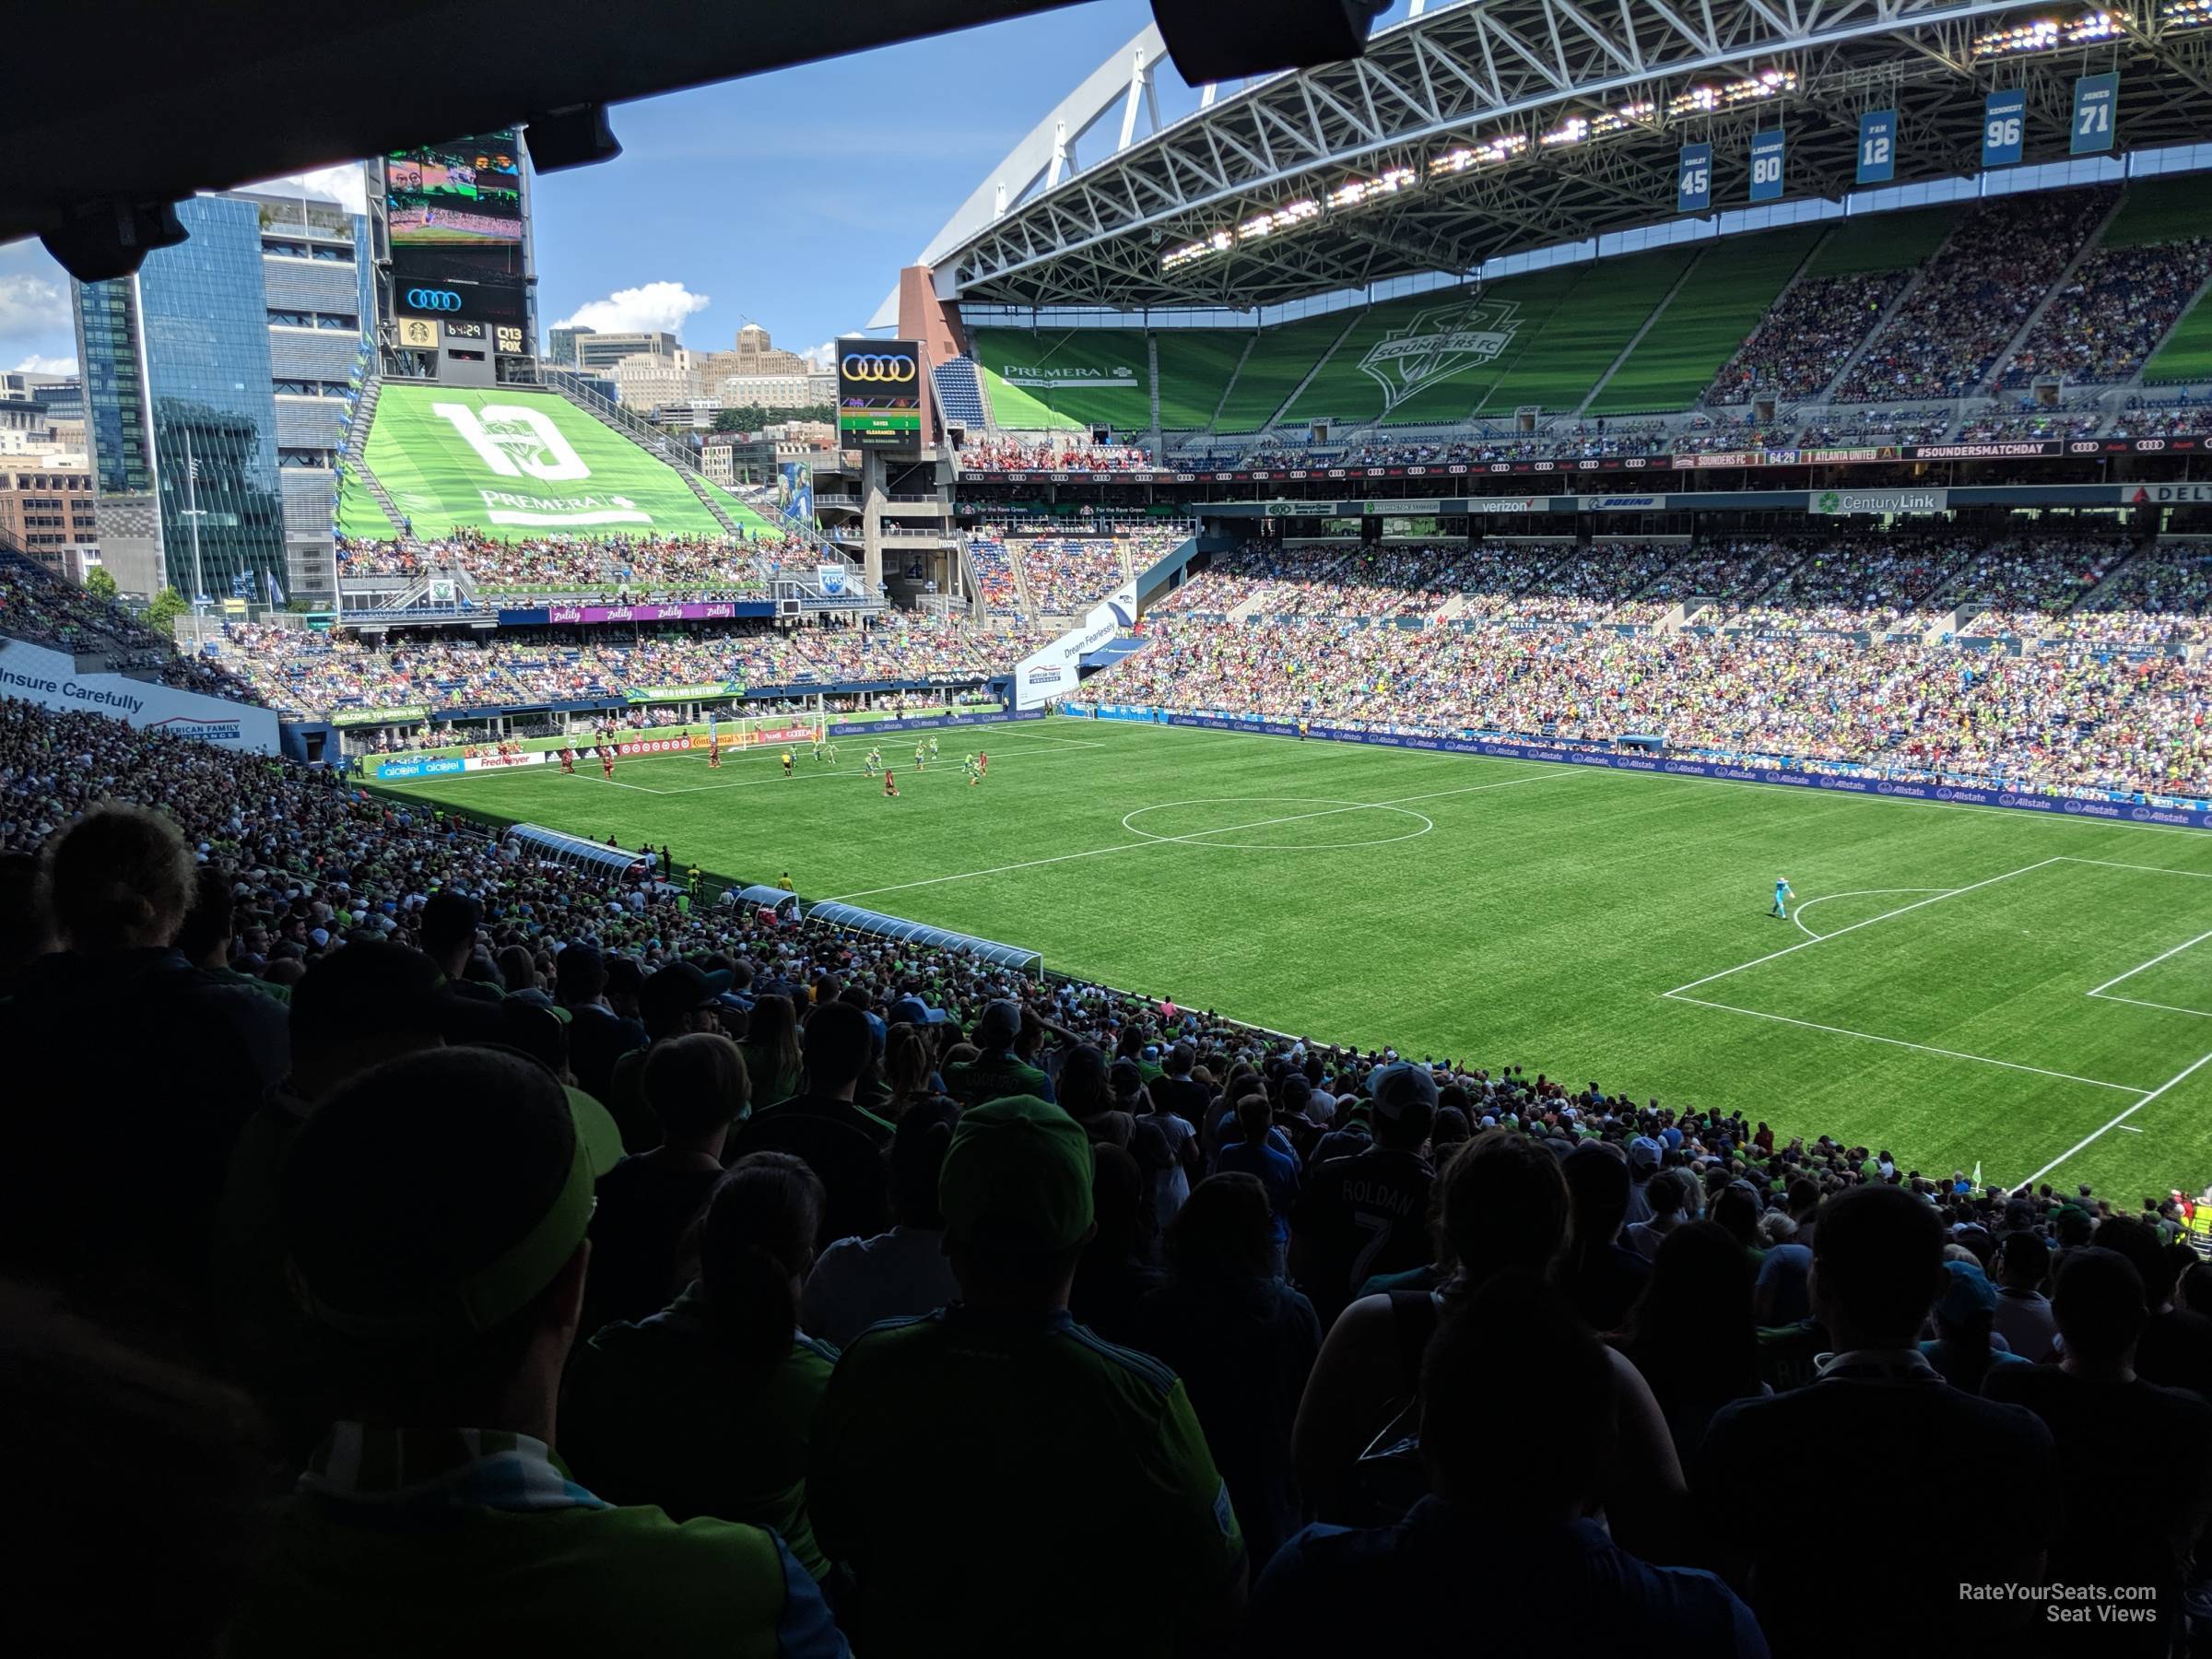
[382,717,2212,1200]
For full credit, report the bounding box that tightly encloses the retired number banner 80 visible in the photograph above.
[837,336,923,454]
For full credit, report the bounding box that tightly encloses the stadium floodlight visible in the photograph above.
[1148,0,1388,83]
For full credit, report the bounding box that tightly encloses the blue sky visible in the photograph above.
[0,4,1418,376]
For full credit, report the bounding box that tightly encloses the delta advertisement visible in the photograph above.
[1082,707,2212,831]
[0,637,280,755]
[1014,581,1138,710]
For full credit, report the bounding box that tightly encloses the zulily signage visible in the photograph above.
[0,637,279,755]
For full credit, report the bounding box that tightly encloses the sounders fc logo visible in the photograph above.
[1358,296,1522,415]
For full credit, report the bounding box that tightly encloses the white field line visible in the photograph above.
[2018,1048,2212,1187]
[2061,856,2212,879]
[2093,993,2212,1019]
[1662,994,2147,1094]
[2086,926,2212,999]
[818,769,1571,903]
[1789,888,1948,941]
[1663,858,2065,998]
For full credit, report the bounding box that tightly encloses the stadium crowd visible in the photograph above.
[1836,188,2114,402]
[8,675,2212,1654]
[958,438,1153,472]
[2000,237,2212,387]
[335,529,788,596]
[1710,271,1912,404]
[0,552,260,701]
[1092,535,2212,801]
[215,616,1030,721]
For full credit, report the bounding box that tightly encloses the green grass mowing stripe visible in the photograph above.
[383,719,2212,1195]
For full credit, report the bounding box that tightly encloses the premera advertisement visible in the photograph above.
[355,385,729,538]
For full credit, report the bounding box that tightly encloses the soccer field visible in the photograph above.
[382,717,2212,1200]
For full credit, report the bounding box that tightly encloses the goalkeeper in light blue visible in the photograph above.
[1771,876,1794,920]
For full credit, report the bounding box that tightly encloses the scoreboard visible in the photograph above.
[384,130,531,351]
[837,337,923,454]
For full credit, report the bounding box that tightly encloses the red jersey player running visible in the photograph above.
[883,769,900,798]
[559,747,575,775]
[600,747,616,781]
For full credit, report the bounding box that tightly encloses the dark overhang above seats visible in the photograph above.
[0,0,1082,252]
[936,0,2212,312]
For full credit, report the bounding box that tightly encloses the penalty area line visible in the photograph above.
[1659,993,2147,1096]
[2018,1048,2212,1188]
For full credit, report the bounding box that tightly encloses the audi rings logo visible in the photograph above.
[406,288,462,312]
[841,353,916,382]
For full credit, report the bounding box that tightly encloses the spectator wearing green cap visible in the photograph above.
[810,1095,1244,1656]
[227,1046,845,1658]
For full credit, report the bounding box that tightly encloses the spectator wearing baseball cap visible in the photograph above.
[1623,1135,1665,1226]
[810,1095,1245,1656]
[940,998,1054,1107]
[228,1046,844,1658]
[584,1032,751,1331]
[556,944,647,1109]
[603,960,735,1155]
[1918,1259,2030,1392]
[725,1001,893,1248]
[800,1099,964,1349]
[1288,1062,1438,1328]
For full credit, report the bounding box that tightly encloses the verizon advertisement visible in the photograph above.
[0,638,280,755]
[1015,581,1138,710]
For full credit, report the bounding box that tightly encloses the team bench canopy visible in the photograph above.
[806,901,1042,978]
[512,824,653,879]
[736,886,803,920]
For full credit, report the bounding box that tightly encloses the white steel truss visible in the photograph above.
[935,0,2212,312]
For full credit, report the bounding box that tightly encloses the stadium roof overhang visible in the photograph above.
[0,0,1086,249]
[935,0,2212,313]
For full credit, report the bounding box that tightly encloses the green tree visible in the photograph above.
[83,566,119,601]
[712,408,747,433]
[146,587,188,636]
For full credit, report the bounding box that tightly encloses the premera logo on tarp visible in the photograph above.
[361,385,727,539]
[1359,296,1523,416]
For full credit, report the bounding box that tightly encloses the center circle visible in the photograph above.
[1122,795,1436,852]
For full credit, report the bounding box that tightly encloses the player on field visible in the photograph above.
[782,747,794,779]
[963,754,982,788]
[883,769,899,798]
[978,750,988,777]
[928,735,940,759]
[864,746,882,777]
[812,735,825,762]
[706,715,722,769]
[1771,876,1794,921]
[559,746,575,775]
[826,739,838,765]
[600,747,615,781]
[913,741,926,771]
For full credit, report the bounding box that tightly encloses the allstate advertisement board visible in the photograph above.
[1081,706,2212,830]
[0,636,280,755]
[1014,581,1138,710]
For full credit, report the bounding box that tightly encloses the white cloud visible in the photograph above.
[0,274,69,343]
[803,339,838,371]
[247,163,369,217]
[10,354,76,376]
[555,281,712,338]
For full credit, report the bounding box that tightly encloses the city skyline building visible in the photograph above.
[72,188,369,603]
